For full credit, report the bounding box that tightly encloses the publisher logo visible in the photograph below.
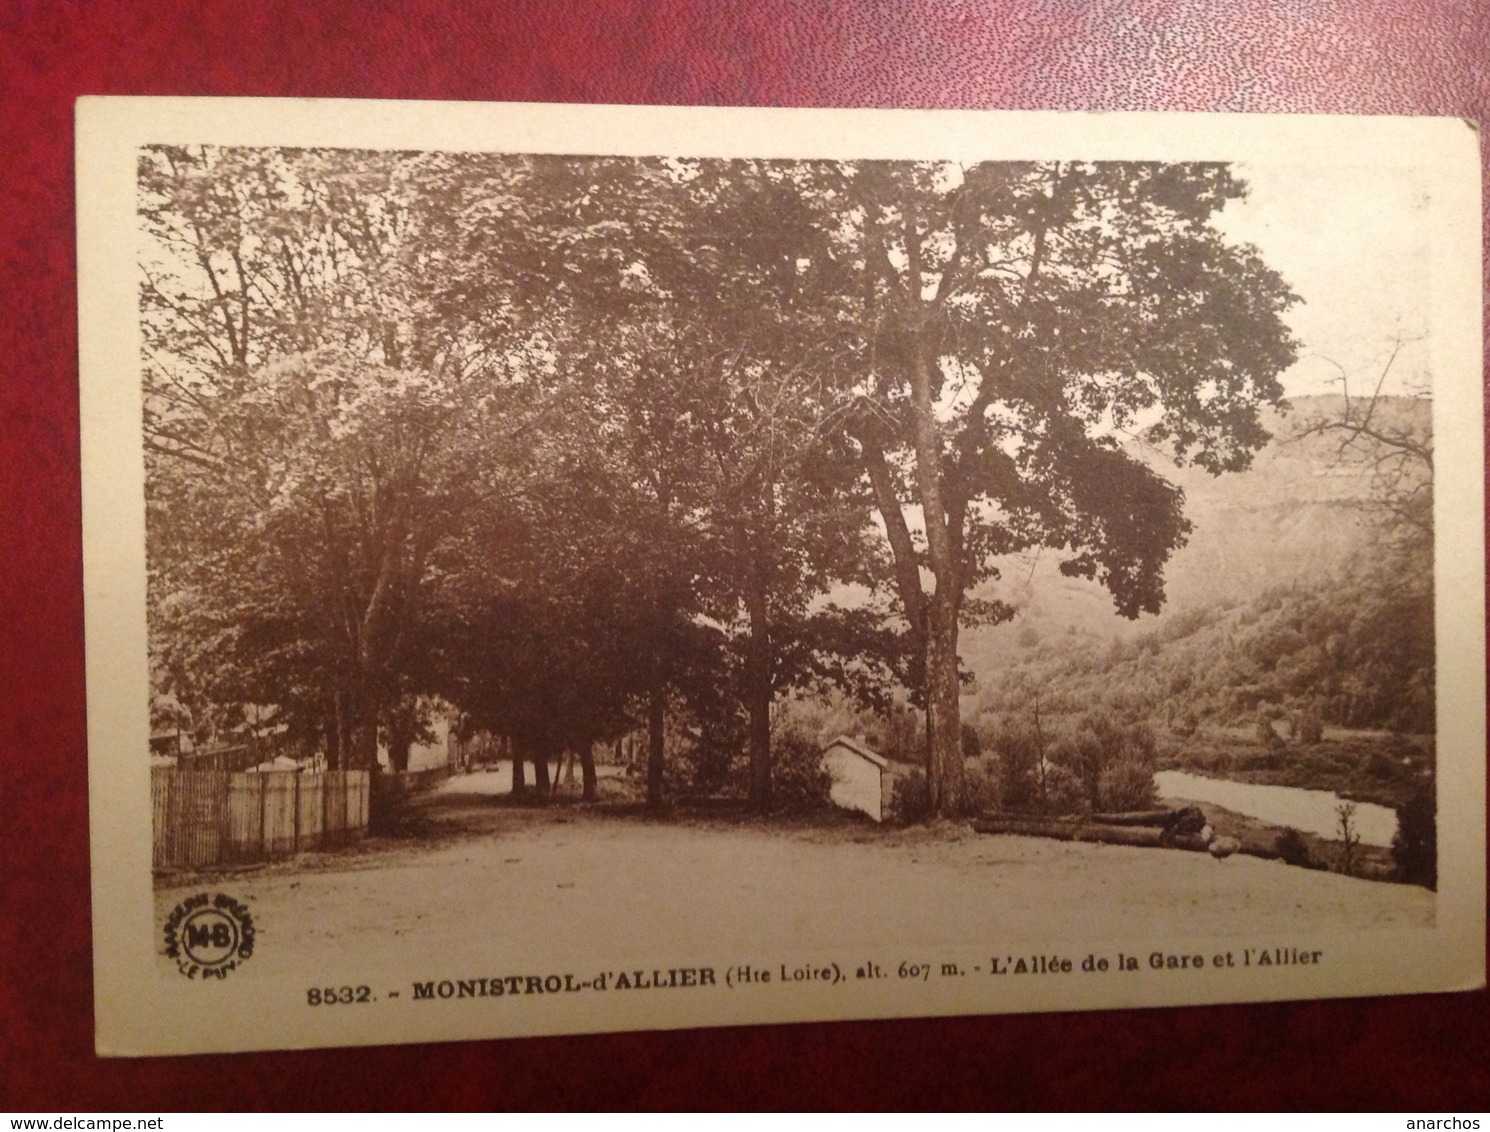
[163,892,255,979]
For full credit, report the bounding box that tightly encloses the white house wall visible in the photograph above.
[378,716,453,772]
[825,746,883,822]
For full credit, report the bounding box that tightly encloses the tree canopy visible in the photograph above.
[143,146,1299,814]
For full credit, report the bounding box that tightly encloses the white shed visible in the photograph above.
[822,735,889,822]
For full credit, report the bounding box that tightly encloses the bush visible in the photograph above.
[993,720,1043,812]
[370,770,436,835]
[1366,748,1398,779]
[1335,801,1362,877]
[1275,827,1313,868]
[670,733,741,795]
[1096,759,1156,812]
[870,705,923,763]
[1169,707,1199,737]
[962,758,1001,814]
[1392,785,1437,889]
[1041,761,1087,816]
[1254,710,1284,750]
[960,722,982,761]
[1294,703,1324,746]
[769,730,832,811]
[1044,730,1101,810]
[1049,712,1156,812]
[887,767,931,825]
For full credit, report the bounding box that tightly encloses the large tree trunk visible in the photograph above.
[923,595,965,814]
[744,551,773,810]
[328,694,347,770]
[511,740,527,795]
[346,662,383,773]
[746,671,772,808]
[579,739,598,802]
[900,248,964,815]
[860,440,927,685]
[352,709,379,773]
[647,682,666,807]
[532,745,552,796]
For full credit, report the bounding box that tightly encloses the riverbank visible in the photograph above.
[1156,727,1433,811]
[1154,770,1397,845]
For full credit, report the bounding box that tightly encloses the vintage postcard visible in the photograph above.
[78,98,1484,1056]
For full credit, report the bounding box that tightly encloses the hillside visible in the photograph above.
[958,394,1430,681]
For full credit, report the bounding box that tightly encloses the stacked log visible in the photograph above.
[971,806,1211,853]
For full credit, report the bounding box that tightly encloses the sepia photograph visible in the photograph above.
[78,100,1484,1056]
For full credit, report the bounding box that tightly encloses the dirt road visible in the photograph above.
[154,779,1434,978]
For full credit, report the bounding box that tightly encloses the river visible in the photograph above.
[1153,770,1399,846]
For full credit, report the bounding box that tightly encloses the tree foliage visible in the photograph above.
[143,147,1301,817]
[818,161,1297,812]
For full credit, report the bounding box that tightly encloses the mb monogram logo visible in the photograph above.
[163,892,256,979]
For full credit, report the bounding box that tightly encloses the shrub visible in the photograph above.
[1096,759,1156,812]
[1049,712,1156,812]
[1041,761,1088,816]
[1254,710,1284,750]
[993,720,1043,812]
[887,767,931,825]
[1294,703,1324,746]
[1249,747,1281,771]
[1392,785,1437,889]
[1169,707,1199,737]
[1336,802,1361,877]
[769,730,832,811]
[960,722,983,761]
[962,758,1001,814]
[671,732,741,795]
[872,705,923,763]
[1275,827,1313,868]
[1045,730,1101,810]
[1366,748,1398,779]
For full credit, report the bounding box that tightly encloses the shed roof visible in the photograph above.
[823,734,888,769]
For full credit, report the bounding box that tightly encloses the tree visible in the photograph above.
[439,156,893,807]
[1293,336,1432,560]
[425,406,724,803]
[1291,338,1435,732]
[141,148,1297,820]
[823,161,1297,814]
[1392,785,1437,888]
[147,345,478,767]
[141,147,517,768]
[605,160,891,807]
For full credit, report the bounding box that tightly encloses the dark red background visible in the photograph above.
[2,0,1487,1111]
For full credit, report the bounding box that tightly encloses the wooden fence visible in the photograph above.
[152,769,369,870]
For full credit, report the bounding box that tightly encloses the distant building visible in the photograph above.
[822,735,890,822]
[377,713,454,773]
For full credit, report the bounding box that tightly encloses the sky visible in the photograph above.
[1215,162,1432,400]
